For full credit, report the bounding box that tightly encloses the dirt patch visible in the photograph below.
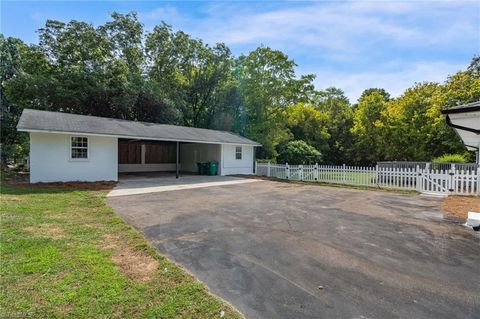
[442,196,480,221]
[110,247,159,282]
[24,224,65,239]
[27,181,117,191]
[99,234,122,250]
[99,234,159,282]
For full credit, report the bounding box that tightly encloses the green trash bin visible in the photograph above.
[197,162,209,175]
[208,161,218,176]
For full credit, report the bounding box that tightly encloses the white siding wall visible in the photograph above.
[221,144,254,175]
[180,143,221,173]
[29,132,118,183]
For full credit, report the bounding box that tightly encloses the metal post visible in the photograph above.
[176,141,179,179]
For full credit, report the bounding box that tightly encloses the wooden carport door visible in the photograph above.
[118,141,141,164]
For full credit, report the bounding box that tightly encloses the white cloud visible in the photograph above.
[310,61,466,102]
[140,1,478,101]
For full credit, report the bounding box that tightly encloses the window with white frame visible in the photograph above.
[235,146,242,160]
[71,136,88,159]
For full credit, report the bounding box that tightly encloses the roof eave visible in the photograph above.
[18,128,262,147]
[441,103,480,115]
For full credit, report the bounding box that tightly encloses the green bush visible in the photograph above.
[277,140,321,165]
[432,153,467,163]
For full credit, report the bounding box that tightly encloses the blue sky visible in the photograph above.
[1,1,479,101]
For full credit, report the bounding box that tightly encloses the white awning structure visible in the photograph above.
[442,101,480,163]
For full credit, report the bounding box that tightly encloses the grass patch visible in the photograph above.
[0,180,242,318]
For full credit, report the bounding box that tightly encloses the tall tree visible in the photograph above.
[351,90,389,164]
[314,87,353,164]
[0,36,31,164]
[146,23,233,128]
[237,46,315,158]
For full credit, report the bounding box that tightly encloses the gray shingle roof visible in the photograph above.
[17,109,261,146]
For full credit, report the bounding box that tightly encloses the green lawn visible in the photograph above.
[0,179,242,319]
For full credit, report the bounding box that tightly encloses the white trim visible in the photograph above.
[235,145,242,160]
[69,135,89,161]
[19,128,261,147]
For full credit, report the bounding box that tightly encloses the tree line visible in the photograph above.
[1,12,479,165]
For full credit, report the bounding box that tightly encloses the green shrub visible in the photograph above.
[432,153,467,163]
[277,140,321,165]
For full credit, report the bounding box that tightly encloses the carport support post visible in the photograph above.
[176,141,179,179]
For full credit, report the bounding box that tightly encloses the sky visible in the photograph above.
[1,0,479,102]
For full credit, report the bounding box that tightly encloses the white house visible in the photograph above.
[442,101,480,164]
[17,109,261,183]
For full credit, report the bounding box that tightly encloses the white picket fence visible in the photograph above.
[255,162,480,196]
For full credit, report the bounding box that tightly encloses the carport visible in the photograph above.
[118,139,222,179]
[17,109,261,183]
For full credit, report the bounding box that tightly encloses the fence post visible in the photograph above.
[314,163,319,182]
[477,167,480,196]
[285,163,290,179]
[375,164,379,186]
[450,163,456,194]
[342,164,346,184]
[416,165,422,192]
[267,162,271,177]
[299,165,303,181]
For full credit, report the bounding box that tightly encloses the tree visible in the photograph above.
[314,87,353,164]
[1,12,478,166]
[357,88,390,102]
[0,35,31,164]
[277,140,321,164]
[285,103,330,157]
[382,82,464,161]
[350,90,389,164]
[443,55,480,107]
[237,46,315,158]
[146,23,234,128]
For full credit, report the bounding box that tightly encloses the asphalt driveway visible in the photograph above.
[108,177,480,319]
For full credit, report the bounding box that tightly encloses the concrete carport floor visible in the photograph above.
[108,174,261,197]
[107,178,480,319]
